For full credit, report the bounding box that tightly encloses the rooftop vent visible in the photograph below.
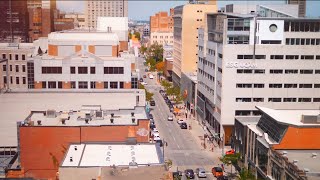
[131,151,135,156]
[131,112,134,117]
[301,115,320,124]
[293,160,298,165]
[70,157,73,162]
[106,157,110,161]
[132,157,136,161]
[96,110,103,119]
[108,146,112,150]
[131,146,134,150]
[85,119,89,124]
[107,151,111,156]
[111,113,114,118]
[46,110,56,118]
[110,118,114,123]
[74,146,77,151]
[62,119,66,125]
[312,153,317,158]
[282,151,288,156]
[132,118,136,123]
[37,120,42,126]
[304,168,310,173]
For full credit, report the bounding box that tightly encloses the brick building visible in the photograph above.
[8,105,150,179]
[150,9,174,33]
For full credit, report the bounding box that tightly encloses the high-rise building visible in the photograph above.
[85,0,128,29]
[287,0,306,17]
[27,0,57,41]
[172,2,217,87]
[150,9,174,33]
[197,12,320,145]
[0,0,29,42]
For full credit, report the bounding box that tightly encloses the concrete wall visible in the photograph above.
[150,32,174,46]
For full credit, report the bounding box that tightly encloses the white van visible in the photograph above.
[149,74,154,79]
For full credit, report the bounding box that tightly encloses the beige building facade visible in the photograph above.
[85,0,128,28]
[172,3,217,87]
[150,32,174,46]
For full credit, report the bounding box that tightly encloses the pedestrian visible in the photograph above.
[221,163,225,171]
[185,112,187,119]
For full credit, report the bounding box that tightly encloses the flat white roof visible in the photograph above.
[256,106,320,126]
[0,91,145,146]
[48,31,119,42]
[61,144,161,167]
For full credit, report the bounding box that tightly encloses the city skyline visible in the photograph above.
[57,0,320,20]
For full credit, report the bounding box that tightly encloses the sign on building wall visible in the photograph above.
[225,62,257,69]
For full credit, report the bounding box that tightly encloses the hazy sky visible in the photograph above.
[57,0,320,20]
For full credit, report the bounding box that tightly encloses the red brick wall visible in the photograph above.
[19,120,150,179]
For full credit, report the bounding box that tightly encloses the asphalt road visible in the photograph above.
[137,56,216,179]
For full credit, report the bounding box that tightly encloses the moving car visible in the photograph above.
[167,115,173,121]
[225,149,235,155]
[180,122,188,129]
[150,100,156,106]
[153,135,161,141]
[212,167,224,177]
[141,82,148,85]
[184,169,195,179]
[217,176,229,180]
[177,119,184,124]
[159,90,164,93]
[196,168,207,178]
[149,74,154,79]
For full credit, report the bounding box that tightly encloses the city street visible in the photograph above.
[137,57,218,179]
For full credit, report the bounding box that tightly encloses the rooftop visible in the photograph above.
[48,30,119,42]
[256,106,320,127]
[61,143,162,167]
[0,91,145,146]
[25,105,147,127]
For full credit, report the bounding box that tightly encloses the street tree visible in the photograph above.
[146,57,157,71]
[134,31,141,40]
[148,43,163,62]
[161,80,172,91]
[140,45,147,54]
[139,84,154,101]
[237,168,255,180]
[219,153,240,176]
[155,61,165,72]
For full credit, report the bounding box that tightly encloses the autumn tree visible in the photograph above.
[155,61,165,72]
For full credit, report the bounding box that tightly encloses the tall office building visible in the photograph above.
[27,0,57,41]
[85,0,128,29]
[150,9,174,33]
[172,2,217,87]
[0,0,29,42]
[197,10,320,145]
[287,0,306,17]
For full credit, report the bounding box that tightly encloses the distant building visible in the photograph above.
[172,2,217,87]
[59,143,164,180]
[143,26,150,37]
[0,0,29,42]
[180,72,197,116]
[150,32,174,46]
[287,0,306,17]
[85,0,128,28]
[6,104,150,179]
[65,13,86,28]
[54,18,75,32]
[150,9,174,33]
[163,45,173,81]
[232,106,320,180]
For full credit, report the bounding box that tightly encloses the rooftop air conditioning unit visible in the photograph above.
[47,110,56,118]
[96,110,103,119]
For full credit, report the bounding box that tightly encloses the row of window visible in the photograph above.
[3,64,26,73]
[198,81,214,96]
[2,54,26,61]
[237,69,320,74]
[198,57,215,70]
[3,76,26,85]
[237,54,320,60]
[40,66,124,75]
[236,83,320,88]
[198,68,214,82]
[285,38,320,46]
[41,81,125,89]
[236,97,320,103]
[284,21,320,32]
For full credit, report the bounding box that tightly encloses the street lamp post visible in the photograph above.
[0,59,9,90]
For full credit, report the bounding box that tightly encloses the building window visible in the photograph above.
[104,81,108,89]
[78,67,88,74]
[15,65,19,72]
[236,84,252,88]
[299,84,312,88]
[48,81,56,89]
[90,81,96,89]
[283,98,297,102]
[10,65,12,71]
[22,54,26,60]
[237,69,253,74]
[254,69,265,74]
[236,98,252,102]
[301,55,314,60]
[78,81,88,89]
[2,65,6,71]
[285,55,299,60]
[10,76,13,84]
[314,84,320,88]
[2,54,6,59]
[119,81,124,89]
[235,110,251,116]
[284,84,297,88]
[110,82,118,89]
[42,81,46,88]
[70,67,76,74]
[71,81,76,89]
[270,69,283,74]
[15,54,19,60]
[298,98,312,102]
[313,98,320,102]
[104,67,124,74]
[9,54,12,60]
[22,77,26,84]
[16,77,19,84]
[300,69,313,74]
[58,81,62,89]
[285,69,298,74]
[253,98,264,102]
[22,65,26,72]
[90,67,96,74]
[42,67,62,74]
[254,84,264,88]
[269,84,282,88]
[268,98,281,102]
[3,76,7,84]
[270,55,284,60]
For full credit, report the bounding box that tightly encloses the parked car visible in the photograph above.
[217,176,229,180]
[139,78,143,82]
[153,134,161,141]
[152,128,159,136]
[141,82,148,85]
[150,124,156,130]
[212,167,223,177]
[196,168,207,178]
[180,122,188,129]
[156,139,163,147]
[184,169,195,179]
[225,149,235,155]
[172,171,182,178]
[150,100,156,106]
[167,115,173,121]
[143,75,147,78]
[149,114,154,120]
[145,68,148,72]
[159,90,164,94]
[177,119,184,124]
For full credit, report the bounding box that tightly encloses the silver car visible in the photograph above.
[196,168,206,178]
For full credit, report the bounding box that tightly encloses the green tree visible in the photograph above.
[128,32,132,40]
[147,43,163,62]
[134,31,141,40]
[237,168,255,180]
[161,80,172,91]
[219,153,240,175]
[146,57,157,71]
[139,83,154,101]
[140,45,147,54]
